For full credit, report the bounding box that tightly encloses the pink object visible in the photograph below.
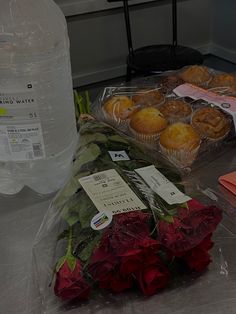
[174,83,236,131]
[219,171,236,195]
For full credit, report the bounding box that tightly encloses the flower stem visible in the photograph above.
[66,226,73,257]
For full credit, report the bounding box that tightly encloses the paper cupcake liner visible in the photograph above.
[157,98,193,125]
[197,77,212,88]
[178,67,212,87]
[102,108,130,129]
[207,86,236,97]
[191,108,231,144]
[132,89,166,107]
[129,126,161,143]
[160,143,200,169]
[166,115,192,125]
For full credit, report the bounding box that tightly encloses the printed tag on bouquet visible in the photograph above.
[79,169,146,215]
[135,165,191,205]
[108,150,130,161]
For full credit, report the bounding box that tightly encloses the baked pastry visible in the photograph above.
[160,75,184,94]
[132,89,164,106]
[208,73,236,92]
[159,99,192,123]
[179,65,212,85]
[159,122,200,167]
[191,107,230,140]
[103,96,135,125]
[129,107,167,142]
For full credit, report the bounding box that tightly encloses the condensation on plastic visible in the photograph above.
[28,118,236,314]
[92,66,235,174]
[0,0,77,195]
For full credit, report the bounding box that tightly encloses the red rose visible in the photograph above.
[183,247,212,272]
[88,250,117,282]
[135,257,170,296]
[99,269,133,293]
[112,212,151,240]
[119,237,160,275]
[181,234,214,272]
[54,260,91,301]
[120,249,143,275]
[197,234,213,251]
[158,199,222,254]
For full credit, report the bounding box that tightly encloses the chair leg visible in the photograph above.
[126,66,132,82]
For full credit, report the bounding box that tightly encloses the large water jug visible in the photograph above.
[0,0,77,195]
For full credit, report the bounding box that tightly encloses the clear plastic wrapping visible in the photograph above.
[29,117,231,314]
[92,65,236,173]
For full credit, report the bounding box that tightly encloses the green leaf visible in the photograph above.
[78,234,101,263]
[66,254,77,272]
[79,121,113,136]
[79,133,107,147]
[179,202,189,209]
[61,196,81,226]
[166,208,178,216]
[56,256,67,272]
[79,196,97,229]
[74,143,101,173]
[85,91,91,114]
[60,190,97,227]
[57,171,91,203]
[57,229,69,241]
[108,135,130,144]
[160,215,174,223]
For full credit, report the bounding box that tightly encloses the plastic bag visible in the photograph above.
[29,118,227,314]
[92,65,236,173]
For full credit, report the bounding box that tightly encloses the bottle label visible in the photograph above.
[0,81,45,161]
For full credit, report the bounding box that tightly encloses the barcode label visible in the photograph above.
[93,174,107,181]
[33,143,43,157]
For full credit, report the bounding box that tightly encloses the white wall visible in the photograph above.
[58,0,211,86]
[210,0,236,64]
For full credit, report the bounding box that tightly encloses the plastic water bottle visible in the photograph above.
[0,0,77,195]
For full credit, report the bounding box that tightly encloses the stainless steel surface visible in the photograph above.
[0,190,54,314]
[1,148,236,314]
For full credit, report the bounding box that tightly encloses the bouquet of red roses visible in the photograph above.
[33,119,222,307]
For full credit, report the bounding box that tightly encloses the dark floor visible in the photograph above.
[77,54,236,102]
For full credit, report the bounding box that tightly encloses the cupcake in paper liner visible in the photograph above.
[191,106,231,144]
[129,107,168,143]
[208,73,236,95]
[102,95,137,128]
[159,122,201,168]
[132,88,165,107]
[158,98,192,124]
[159,75,185,94]
[178,65,212,87]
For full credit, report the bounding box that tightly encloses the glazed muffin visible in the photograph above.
[159,99,192,123]
[160,75,184,94]
[129,107,167,142]
[159,122,201,167]
[132,89,165,106]
[191,107,230,140]
[208,73,236,93]
[103,95,135,126]
[179,65,212,86]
